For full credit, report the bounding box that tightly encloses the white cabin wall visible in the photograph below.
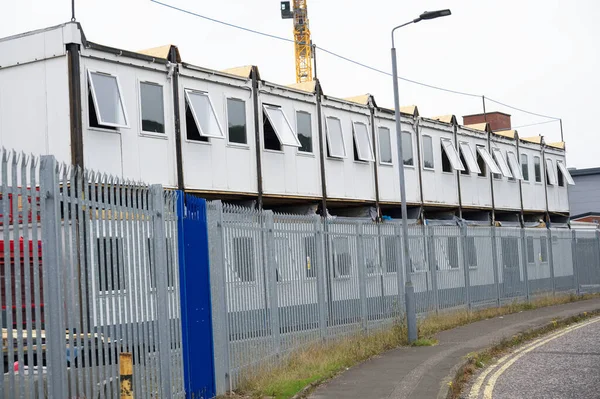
[178,70,257,194]
[80,52,177,187]
[322,100,375,201]
[520,143,546,212]
[259,86,321,198]
[456,129,492,209]
[375,115,420,204]
[419,123,459,206]
[490,138,521,210]
[0,57,71,163]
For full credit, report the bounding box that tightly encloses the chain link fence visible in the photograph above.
[206,201,600,392]
[0,151,184,398]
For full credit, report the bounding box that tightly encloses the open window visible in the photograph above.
[459,142,481,175]
[556,161,575,185]
[88,71,129,129]
[476,146,502,175]
[491,148,513,178]
[325,116,346,158]
[476,148,487,177]
[545,158,557,185]
[352,122,374,162]
[185,90,224,140]
[521,154,530,181]
[378,127,393,164]
[506,151,523,180]
[263,104,300,150]
[440,139,465,172]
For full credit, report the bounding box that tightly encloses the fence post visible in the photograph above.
[520,229,530,302]
[547,228,556,296]
[491,226,501,307]
[460,225,472,310]
[150,184,173,399]
[314,216,328,339]
[571,230,580,295]
[39,155,68,399]
[264,210,281,355]
[426,226,439,313]
[356,221,368,331]
[393,223,404,317]
[597,230,600,287]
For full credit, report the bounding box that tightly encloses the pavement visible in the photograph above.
[467,315,600,399]
[308,298,600,399]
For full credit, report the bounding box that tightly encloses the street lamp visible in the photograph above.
[391,9,451,344]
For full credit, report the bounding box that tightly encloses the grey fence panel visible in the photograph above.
[1,152,183,398]
[206,203,600,395]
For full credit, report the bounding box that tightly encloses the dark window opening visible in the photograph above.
[227,98,247,144]
[441,143,452,173]
[557,165,565,187]
[186,102,208,142]
[534,157,542,182]
[384,237,398,272]
[527,236,535,263]
[233,237,255,282]
[476,149,486,177]
[263,111,281,151]
[297,111,313,153]
[540,237,548,262]
[501,237,520,268]
[148,238,176,288]
[89,90,116,131]
[466,237,477,267]
[140,82,165,134]
[447,237,459,269]
[460,151,469,175]
[96,238,124,291]
[333,238,351,278]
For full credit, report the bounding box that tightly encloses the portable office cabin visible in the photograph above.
[320,95,375,203]
[519,136,547,214]
[488,130,521,212]
[257,80,322,200]
[374,104,421,206]
[544,141,572,214]
[455,123,493,210]
[177,64,257,196]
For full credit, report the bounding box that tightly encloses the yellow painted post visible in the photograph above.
[120,352,133,399]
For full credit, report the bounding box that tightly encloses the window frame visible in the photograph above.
[332,236,352,278]
[138,80,166,136]
[521,153,530,182]
[87,70,130,129]
[506,151,524,180]
[352,121,375,162]
[226,97,248,146]
[377,126,393,165]
[230,236,256,283]
[422,135,435,170]
[295,110,313,154]
[465,236,478,269]
[526,236,535,264]
[184,89,225,140]
[545,158,558,186]
[95,236,126,294]
[440,139,465,172]
[459,142,481,175]
[476,146,502,175]
[262,104,301,148]
[401,131,414,167]
[540,236,548,263]
[491,147,513,178]
[325,116,347,159]
[556,160,575,185]
[534,156,542,183]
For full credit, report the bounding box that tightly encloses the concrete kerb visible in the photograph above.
[440,308,600,399]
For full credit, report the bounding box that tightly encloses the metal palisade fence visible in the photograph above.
[0,151,184,398]
[206,200,600,393]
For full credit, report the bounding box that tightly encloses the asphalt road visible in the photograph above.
[466,316,600,399]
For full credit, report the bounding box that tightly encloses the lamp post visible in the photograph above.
[391,9,451,344]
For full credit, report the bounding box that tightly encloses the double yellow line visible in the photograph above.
[469,316,600,399]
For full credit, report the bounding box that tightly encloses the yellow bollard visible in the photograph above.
[120,352,133,399]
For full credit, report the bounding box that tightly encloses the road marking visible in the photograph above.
[469,316,600,399]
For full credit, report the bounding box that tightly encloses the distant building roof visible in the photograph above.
[569,167,600,177]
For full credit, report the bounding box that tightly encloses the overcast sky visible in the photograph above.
[2,0,598,168]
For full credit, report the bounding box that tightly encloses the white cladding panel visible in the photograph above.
[0,25,67,68]
[179,73,256,194]
[419,125,459,206]
[259,90,321,197]
[81,55,177,187]
[376,116,420,204]
[545,150,569,213]
[457,132,492,208]
[490,140,520,210]
[520,145,546,212]
[322,102,375,201]
[0,57,71,163]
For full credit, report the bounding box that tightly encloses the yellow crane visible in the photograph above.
[281,1,313,83]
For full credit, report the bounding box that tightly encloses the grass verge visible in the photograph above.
[446,309,600,399]
[222,293,599,399]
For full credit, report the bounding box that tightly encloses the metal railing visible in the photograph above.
[0,152,184,398]
[206,201,600,392]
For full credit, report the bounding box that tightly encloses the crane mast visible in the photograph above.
[281,1,313,83]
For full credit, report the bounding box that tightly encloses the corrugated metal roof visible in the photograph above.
[220,65,254,79]
[494,129,516,139]
[464,123,488,132]
[432,115,456,124]
[288,80,317,93]
[521,135,542,144]
[547,141,565,149]
[137,45,181,62]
